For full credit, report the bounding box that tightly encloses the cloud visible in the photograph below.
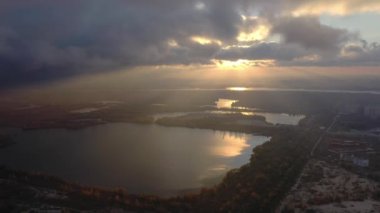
[289,0,380,16]
[0,0,379,88]
[271,16,356,54]
[336,42,380,66]
[250,0,380,16]
[0,1,243,63]
[216,42,309,62]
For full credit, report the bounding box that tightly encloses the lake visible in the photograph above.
[153,98,305,125]
[0,123,269,196]
[154,111,305,125]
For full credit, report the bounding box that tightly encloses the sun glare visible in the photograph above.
[213,59,251,70]
[226,87,251,91]
[213,59,275,70]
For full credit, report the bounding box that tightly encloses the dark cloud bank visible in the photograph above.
[0,0,379,88]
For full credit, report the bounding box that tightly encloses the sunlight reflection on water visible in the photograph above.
[215,98,238,109]
[211,133,250,157]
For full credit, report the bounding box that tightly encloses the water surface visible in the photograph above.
[154,110,305,125]
[0,123,269,196]
[215,98,238,109]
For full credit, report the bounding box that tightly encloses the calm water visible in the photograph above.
[215,98,238,109]
[153,98,305,125]
[154,111,305,125]
[240,112,305,125]
[153,87,380,95]
[0,123,269,196]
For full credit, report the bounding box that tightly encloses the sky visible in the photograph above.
[0,0,379,89]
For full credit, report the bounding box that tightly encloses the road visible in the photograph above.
[276,113,340,212]
[310,113,340,156]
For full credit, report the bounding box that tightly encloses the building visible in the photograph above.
[364,106,380,119]
[353,156,369,167]
[327,138,371,168]
[327,139,369,154]
[341,104,362,114]
[341,153,369,167]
